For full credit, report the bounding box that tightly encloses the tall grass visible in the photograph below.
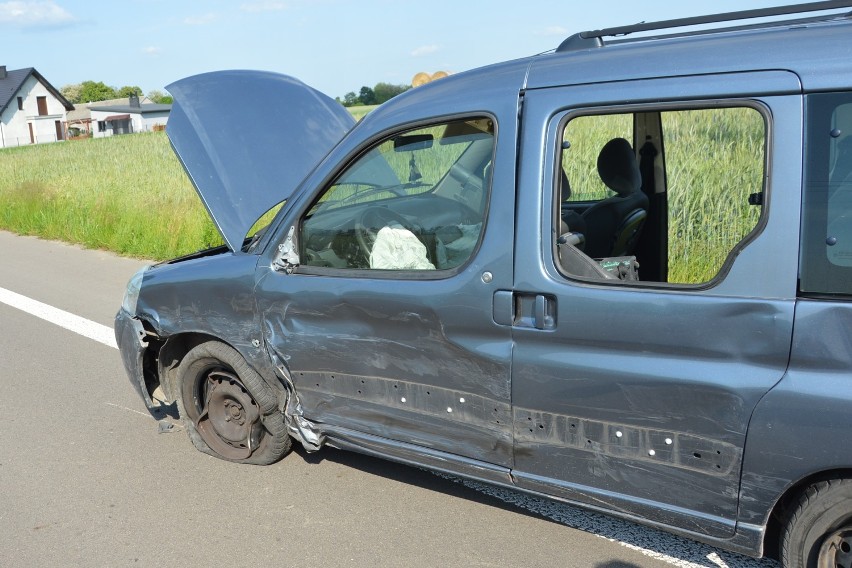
[348,105,377,121]
[0,132,220,259]
[663,109,763,283]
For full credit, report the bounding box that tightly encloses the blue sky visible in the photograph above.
[0,0,822,99]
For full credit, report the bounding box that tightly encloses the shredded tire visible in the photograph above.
[175,340,291,465]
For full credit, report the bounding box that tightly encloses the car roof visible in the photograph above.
[371,10,852,126]
[366,12,852,137]
[528,15,852,93]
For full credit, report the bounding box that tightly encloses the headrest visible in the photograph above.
[597,138,641,197]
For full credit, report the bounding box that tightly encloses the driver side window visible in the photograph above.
[301,118,495,272]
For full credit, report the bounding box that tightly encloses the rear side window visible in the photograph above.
[558,106,765,285]
[801,92,852,296]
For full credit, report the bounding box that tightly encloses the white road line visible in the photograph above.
[434,473,780,568]
[0,286,117,349]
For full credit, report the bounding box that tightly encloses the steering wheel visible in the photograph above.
[354,206,417,260]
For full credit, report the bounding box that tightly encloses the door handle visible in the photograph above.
[493,291,557,330]
[534,294,554,330]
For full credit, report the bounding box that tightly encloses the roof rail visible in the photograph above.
[557,0,852,52]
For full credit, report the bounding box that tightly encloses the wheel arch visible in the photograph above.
[762,468,852,560]
[154,331,222,403]
[142,329,284,408]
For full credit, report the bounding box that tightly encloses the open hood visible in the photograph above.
[166,70,355,251]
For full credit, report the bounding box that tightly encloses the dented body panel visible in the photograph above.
[115,311,150,406]
[136,253,262,350]
[255,269,515,466]
[739,301,852,525]
[508,292,793,540]
[507,81,804,545]
[252,60,525,466]
[115,252,273,409]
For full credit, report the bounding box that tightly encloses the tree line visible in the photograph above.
[60,81,173,105]
[337,82,410,107]
[59,79,411,108]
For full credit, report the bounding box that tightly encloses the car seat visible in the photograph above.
[581,138,649,258]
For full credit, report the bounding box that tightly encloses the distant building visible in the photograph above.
[66,95,155,137]
[89,94,171,138]
[0,65,74,148]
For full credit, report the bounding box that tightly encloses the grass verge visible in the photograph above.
[0,132,221,259]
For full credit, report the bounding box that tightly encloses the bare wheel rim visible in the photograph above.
[818,527,852,568]
[194,370,262,460]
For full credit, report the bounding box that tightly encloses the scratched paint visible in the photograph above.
[290,370,739,478]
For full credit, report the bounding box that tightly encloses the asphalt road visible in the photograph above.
[0,230,780,568]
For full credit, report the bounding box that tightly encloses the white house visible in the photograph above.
[0,65,74,148]
[66,95,155,137]
[89,94,171,138]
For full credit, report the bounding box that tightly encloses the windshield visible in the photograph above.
[309,118,495,216]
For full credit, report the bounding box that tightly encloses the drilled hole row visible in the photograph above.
[523,417,726,469]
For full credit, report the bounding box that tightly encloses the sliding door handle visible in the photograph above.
[493,291,557,330]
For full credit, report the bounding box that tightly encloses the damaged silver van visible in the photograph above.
[115,3,852,566]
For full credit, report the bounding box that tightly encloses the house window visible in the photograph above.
[17,96,23,110]
[37,96,48,116]
[98,121,106,132]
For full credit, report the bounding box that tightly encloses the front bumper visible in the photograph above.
[114,308,156,412]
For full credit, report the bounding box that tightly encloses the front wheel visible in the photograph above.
[175,341,291,465]
[782,478,852,568]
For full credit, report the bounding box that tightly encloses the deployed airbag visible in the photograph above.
[370,224,435,270]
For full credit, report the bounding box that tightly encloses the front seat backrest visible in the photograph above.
[581,137,649,258]
[560,168,587,239]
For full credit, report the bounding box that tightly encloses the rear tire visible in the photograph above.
[175,341,291,465]
[781,478,852,568]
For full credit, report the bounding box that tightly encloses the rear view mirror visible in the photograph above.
[393,134,433,152]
